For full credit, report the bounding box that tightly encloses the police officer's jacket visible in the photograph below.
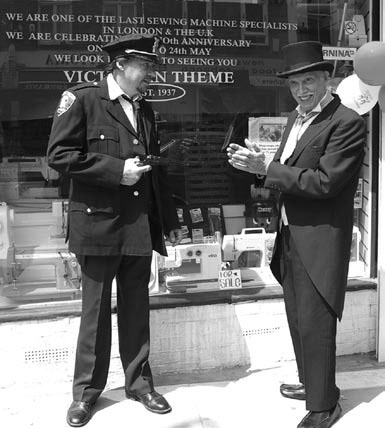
[47,77,180,257]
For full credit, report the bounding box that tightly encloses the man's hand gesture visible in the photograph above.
[227,138,269,175]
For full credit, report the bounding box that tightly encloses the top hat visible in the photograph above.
[276,41,334,78]
[102,34,161,62]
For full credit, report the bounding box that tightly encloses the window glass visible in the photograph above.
[0,0,372,308]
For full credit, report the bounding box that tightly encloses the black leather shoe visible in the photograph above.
[66,401,93,427]
[126,390,172,414]
[280,383,306,400]
[297,403,342,428]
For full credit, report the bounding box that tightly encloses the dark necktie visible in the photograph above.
[122,95,146,150]
[122,94,156,215]
[132,100,146,147]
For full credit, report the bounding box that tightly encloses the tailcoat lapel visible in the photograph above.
[286,96,341,166]
[273,112,297,162]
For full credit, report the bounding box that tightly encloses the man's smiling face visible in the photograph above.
[288,70,329,113]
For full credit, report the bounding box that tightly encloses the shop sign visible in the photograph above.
[218,269,242,290]
[322,46,357,61]
[144,83,186,102]
[345,21,359,35]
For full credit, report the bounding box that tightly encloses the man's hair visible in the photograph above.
[103,58,118,76]
[103,56,133,76]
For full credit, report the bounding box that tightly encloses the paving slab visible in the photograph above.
[2,353,385,428]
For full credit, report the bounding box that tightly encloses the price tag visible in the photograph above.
[218,269,242,290]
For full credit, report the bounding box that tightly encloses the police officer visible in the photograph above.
[47,34,182,427]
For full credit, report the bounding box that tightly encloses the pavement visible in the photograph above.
[2,352,385,428]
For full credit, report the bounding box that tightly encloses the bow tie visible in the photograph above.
[297,110,318,124]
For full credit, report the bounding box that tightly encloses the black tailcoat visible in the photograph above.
[265,95,366,411]
[267,95,366,320]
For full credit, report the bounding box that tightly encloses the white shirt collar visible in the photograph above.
[107,73,126,100]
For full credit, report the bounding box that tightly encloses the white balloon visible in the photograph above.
[336,73,380,115]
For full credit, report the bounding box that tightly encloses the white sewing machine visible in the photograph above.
[0,202,81,306]
[222,228,276,283]
[158,242,222,292]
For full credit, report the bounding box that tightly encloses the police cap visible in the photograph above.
[102,34,161,62]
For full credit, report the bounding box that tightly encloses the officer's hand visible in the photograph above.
[227,138,269,175]
[168,228,183,246]
[121,157,152,186]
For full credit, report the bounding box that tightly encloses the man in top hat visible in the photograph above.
[227,40,366,428]
[47,34,182,427]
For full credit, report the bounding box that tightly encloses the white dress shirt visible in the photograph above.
[107,73,137,131]
[280,91,334,226]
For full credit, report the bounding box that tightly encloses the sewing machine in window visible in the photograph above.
[221,228,277,284]
[158,241,222,293]
[0,202,81,307]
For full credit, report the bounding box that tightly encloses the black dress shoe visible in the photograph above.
[280,383,306,400]
[126,390,172,414]
[66,401,93,427]
[297,403,342,428]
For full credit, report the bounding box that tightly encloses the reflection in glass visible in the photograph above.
[0,0,371,306]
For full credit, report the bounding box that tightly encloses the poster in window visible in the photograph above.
[248,117,288,164]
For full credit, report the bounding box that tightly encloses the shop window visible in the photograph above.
[102,0,137,24]
[37,1,73,45]
[185,1,207,20]
[0,0,376,311]
[240,1,268,45]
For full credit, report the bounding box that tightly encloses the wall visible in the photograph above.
[0,289,376,397]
